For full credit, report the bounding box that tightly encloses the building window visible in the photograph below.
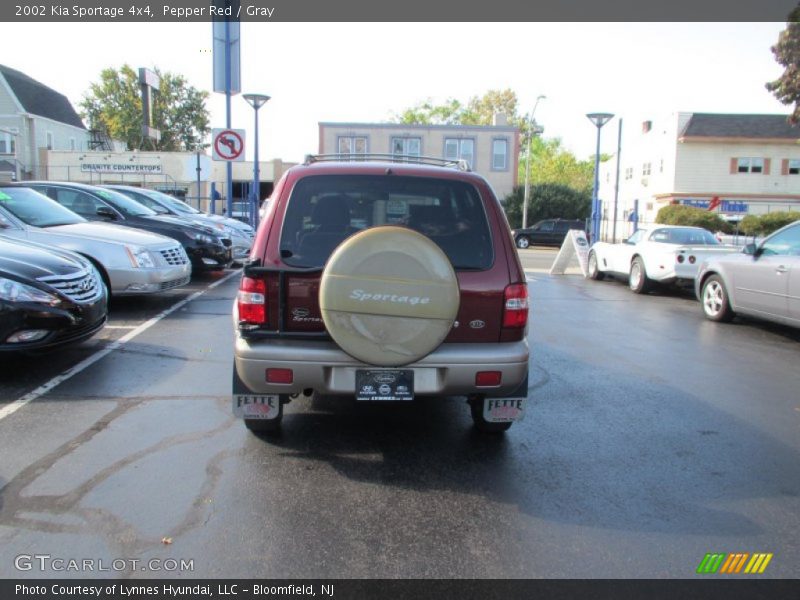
[337,136,367,159]
[46,131,54,151]
[69,138,76,151]
[492,138,508,170]
[0,128,17,154]
[642,162,651,176]
[737,157,764,173]
[391,137,421,160]
[624,167,633,180]
[444,138,474,168]
[659,159,664,173]
[788,159,800,175]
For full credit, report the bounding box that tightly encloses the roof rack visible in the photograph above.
[303,153,472,172]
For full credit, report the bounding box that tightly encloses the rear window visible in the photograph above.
[280,174,493,270]
[650,227,719,245]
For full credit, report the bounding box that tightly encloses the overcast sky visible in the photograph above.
[1,22,790,162]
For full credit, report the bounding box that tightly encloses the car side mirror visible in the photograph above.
[96,206,117,220]
[743,243,756,255]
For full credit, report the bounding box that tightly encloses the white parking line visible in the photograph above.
[103,325,138,330]
[0,271,240,422]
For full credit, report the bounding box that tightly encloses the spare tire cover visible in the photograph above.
[319,226,460,367]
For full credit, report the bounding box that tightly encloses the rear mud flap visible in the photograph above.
[232,362,281,420]
[484,373,529,423]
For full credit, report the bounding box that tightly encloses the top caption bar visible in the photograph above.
[2,0,799,21]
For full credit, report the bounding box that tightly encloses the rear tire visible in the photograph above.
[701,275,734,322]
[469,396,513,434]
[628,256,653,294]
[587,251,605,280]
[244,402,283,435]
[516,236,530,249]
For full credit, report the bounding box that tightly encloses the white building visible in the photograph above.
[319,117,520,199]
[0,64,92,181]
[598,112,800,241]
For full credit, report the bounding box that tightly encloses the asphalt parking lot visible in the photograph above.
[0,250,798,578]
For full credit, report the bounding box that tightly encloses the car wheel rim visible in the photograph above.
[518,238,528,249]
[704,281,723,316]
[630,263,641,288]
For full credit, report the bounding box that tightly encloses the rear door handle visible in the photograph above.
[776,265,788,274]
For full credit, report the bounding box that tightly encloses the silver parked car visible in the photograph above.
[696,220,800,328]
[0,184,191,296]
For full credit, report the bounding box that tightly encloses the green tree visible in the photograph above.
[80,65,210,151]
[393,89,530,134]
[521,137,595,195]
[655,204,730,233]
[502,183,591,229]
[739,211,800,235]
[766,7,800,123]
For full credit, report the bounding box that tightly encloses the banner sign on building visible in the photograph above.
[682,199,748,213]
[80,163,163,174]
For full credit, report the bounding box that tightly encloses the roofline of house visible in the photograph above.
[319,121,519,133]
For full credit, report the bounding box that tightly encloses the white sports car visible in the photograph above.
[588,224,740,293]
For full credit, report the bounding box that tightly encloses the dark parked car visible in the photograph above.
[233,155,529,435]
[26,182,233,272]
[104,184,255,264]
[511,218,586,249]
[0,236,107,353]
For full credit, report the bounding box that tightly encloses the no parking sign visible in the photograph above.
[212,128,245,162]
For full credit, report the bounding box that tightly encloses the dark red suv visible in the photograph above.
[232,156,529,434]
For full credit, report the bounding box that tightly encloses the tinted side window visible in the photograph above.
[53,189,104,218]
[281,174,493,270]
[538,221,555,232]
[761,223,800,256]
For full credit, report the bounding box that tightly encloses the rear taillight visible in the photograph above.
[503,283,529,328]
[237,276,266,325]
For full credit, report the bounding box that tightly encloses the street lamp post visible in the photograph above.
[586,112,614,244]
[242,93,271,228]
[522,95,546,230]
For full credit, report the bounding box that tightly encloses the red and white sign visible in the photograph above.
[212,128,245,162]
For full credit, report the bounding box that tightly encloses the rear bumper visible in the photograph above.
[234,338,530,398]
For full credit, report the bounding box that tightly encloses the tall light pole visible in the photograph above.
[586,112,614,243]
[242,93,270,228]
[522,95,546,230]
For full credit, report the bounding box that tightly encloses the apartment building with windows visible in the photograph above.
[318,117,520,199]
[0,64,91,181]
[598,112,800,241]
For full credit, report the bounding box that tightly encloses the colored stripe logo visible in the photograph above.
[697,553,773,574]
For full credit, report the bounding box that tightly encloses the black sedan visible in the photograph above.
[26,182,233,272]
[0,236,107,353]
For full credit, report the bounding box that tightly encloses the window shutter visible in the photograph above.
[763,158,771,175]
[730,158,738,174]
[782,159,789,175]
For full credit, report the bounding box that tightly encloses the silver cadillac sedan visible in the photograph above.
[0,184,191,296]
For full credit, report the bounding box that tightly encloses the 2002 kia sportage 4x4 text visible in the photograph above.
[232,155,530,434]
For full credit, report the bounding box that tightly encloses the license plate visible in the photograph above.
[356,370,414,401]
[232,394,280,419]
[483,398,526,423]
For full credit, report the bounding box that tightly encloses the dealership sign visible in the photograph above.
[81,163,163,174]
[681,199,748,213]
